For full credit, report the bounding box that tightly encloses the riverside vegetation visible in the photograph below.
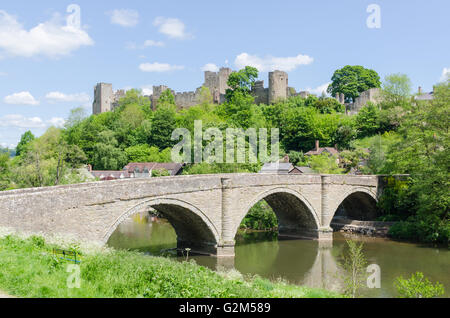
[0,67,448,244]
[0,235,338,298]
[0,66,448,298]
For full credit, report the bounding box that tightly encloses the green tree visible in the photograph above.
[383,80,449,243]
[92,130,127,170]
[309,153,343,174]
[157,89,176,106]
[313,97,345,114]
[327,65,381,103]
[0,153,11,190]
[16,130,35,156]
[340,240,368,298]
[149,105,177,149]
[225,66,259,101]
[381,73,412,107]
[355,102,381,137]
[395,272,444,298]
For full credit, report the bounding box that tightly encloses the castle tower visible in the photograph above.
[268,70,288,104]
[93,83,114,114]
[203,67,232,103]
[218,67,232,95]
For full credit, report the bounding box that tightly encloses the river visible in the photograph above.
[107,214,450,298]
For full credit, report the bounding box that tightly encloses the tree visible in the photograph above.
[381,73,412,107]
[157,89,176,106]
[313,97,345,114]
[395,272,444,298]
[92,130,127,170]
[225,66,259,101]
[16,131,35,156]
[309,153,343,174]
[383,80,449,243]
[149,105,177,150]
[0,153,10,190]
[327,65,381,103]
[355,102,381,137]
[340,240,368,298]
[65,107,88,129]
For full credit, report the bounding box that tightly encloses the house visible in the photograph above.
[305,140,339,157]
[259,162,293,174]
[123,162,184,177]
[87,162,184,181]
[289,166,315,174]
[90,170,131,181]
[414,86,434,101]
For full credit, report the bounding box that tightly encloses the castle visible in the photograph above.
[92,68,380,115]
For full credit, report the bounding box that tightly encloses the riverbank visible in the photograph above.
[0,235,339,298]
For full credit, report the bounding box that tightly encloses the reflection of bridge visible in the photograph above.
[0,173,384,256]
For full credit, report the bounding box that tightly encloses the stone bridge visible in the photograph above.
[0,173,385,257]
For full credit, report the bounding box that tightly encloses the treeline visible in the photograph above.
[0,67,448,244]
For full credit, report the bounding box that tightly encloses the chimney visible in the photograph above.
[87,164,92,172]
[283,154,289,163]
[315,140,320,151]
[418,86,422,94]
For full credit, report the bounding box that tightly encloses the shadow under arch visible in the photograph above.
[236,187,321,240]
[103,198,220,255]
[332,188,379,221]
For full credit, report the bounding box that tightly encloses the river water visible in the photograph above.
[107,214,450,298]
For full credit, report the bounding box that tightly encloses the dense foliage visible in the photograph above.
[0,67,448,244]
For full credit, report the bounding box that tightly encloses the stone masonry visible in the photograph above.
[0,173,384,257]
[93,68,313,113]
[93,68,381,114]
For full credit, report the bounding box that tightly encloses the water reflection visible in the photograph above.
[107,213,450,298]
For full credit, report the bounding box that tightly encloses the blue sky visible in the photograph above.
[0,0,449,147]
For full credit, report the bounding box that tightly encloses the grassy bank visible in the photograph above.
[0,235,339,298]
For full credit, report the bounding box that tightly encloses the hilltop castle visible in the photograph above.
[92,68,380,115]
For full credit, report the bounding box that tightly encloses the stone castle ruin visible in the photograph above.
[92,67,380,115]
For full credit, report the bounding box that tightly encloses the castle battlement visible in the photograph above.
[92,67,380,115]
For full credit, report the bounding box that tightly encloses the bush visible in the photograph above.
[240,201,277,231]
[394,272,444,298]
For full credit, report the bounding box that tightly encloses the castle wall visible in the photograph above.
[346,88,381,115]
[251,80,269,104]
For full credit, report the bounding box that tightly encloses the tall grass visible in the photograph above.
[0,235,339,298]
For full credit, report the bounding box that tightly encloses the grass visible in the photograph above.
[0,235,340,298]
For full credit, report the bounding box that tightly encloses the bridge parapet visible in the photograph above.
[0,173,385,257]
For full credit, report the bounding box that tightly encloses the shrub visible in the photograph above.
[394,272,444,298]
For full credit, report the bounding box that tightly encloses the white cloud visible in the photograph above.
[303,82,331,96]
[0,114,45,128]
[139,62,184,72]
[201,63,219,72]
[0,71,6,76]
[45,91,90,103]
[140,85,153,96]
[144,40,165,47]
[153,17,191,39]
[47,117,66,127]
[234,52,314,72]
[108,9,139,27]
[0,10,94,58]
[4,91,39,105]
[0,114,65,129]
[440,67,450,82]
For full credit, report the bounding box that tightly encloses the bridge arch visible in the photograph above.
[235,187,321,240]
[331,187,379,221]
[103,197,220,255]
